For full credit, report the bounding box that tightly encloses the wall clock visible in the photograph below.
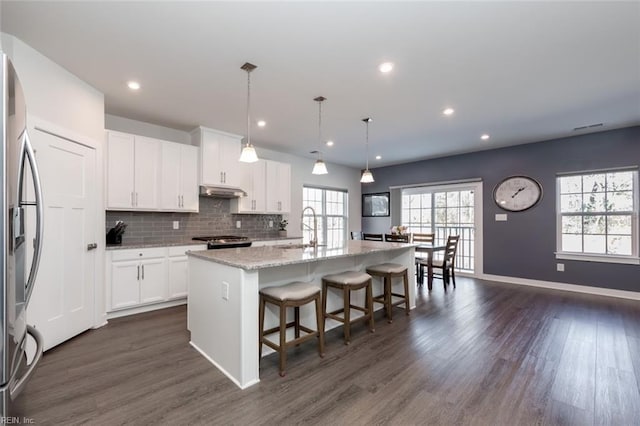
[493,176,543,212]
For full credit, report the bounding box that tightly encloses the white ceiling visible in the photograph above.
[2,1,639,168]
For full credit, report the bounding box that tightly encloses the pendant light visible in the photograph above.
[311,96,328,175]
[360,117,374,183]
[239,62,259,163]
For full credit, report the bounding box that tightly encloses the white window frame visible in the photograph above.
[555,168,640,265]
[398,180,483,276]
[302,185,349,245]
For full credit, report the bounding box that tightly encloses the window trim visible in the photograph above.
[302,185,349,245]
[555,168,639,264]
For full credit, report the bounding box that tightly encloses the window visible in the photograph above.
[557,169,639,264]
[302,186,348,246]
[401,184,479,272]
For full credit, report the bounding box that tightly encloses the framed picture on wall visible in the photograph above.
[362,192,390,217]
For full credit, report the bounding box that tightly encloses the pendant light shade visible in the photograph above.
[239,62,259,163]
[311,96,329,175]
[360,117,374,183]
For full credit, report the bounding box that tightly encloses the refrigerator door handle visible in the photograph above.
[10,325,44,400]
[17,129,44,306]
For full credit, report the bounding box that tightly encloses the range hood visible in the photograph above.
[199,185,247,198]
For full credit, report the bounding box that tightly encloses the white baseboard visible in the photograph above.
[481,273,640,301]
[106,298,187,320]
[189,341,260,390]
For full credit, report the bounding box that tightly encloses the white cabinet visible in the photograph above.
[232,160,291,214]
[160,141,199,212]
[106,131,161,210]
[191,126,243,188]
[109,247,167,311]
[107,245,206,315]
[265,160,291,213]
[235,160,267,213]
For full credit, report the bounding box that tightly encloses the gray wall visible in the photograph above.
[362,126,640,293]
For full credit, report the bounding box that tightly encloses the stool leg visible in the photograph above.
[315,294,325,357]
[321,281,328,335]
[385,276,393,324]
[366,280,375,333]
[343,286,351,345]
[279,302,287,377]
[294,306,301,341]
[259,296,265,359]
[403,271,410,315]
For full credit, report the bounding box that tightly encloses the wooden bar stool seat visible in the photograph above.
[321,271,375,345]
[366,263,410,323]
[259,282,325,377]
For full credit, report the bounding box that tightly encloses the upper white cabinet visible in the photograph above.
[107,131,161,210]
[106,130,199,212]
[235,160,267,213]
[232,159,291,214]
[160,141,199,212]
[191,126,243,188]
[265,160,291,213]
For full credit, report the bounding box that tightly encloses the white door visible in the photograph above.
[218,135,241,187]
[106,131,135,209]
[160,141,181,210]
[139,258,167,304]
[27,130,96,351]
[110,260,140,310]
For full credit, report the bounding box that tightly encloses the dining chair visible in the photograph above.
[429,235,460,289]
[384,233,409,243]
[350,231,363,240]
[412,233,435,280]
[362,233,383,241]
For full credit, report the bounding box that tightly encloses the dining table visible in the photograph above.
[415,243,447,290]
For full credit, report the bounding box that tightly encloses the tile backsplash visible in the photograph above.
[105,197,283,245]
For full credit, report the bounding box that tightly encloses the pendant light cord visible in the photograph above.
[246,70,251,147]
[365,120,370,170]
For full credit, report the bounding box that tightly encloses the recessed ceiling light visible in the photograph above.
[326,140,334,147]
[257,120,266,127]
[127,81,140,90]
[378,62,394,73]
[443,108,454,116]
[375,155,382,160]
[481,134,490,140]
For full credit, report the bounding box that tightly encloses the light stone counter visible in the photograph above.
[187,240,416,270]
[187,240,416,389]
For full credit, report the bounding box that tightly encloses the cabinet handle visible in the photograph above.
[131,192,134,207]
[220,172,223,183]
[142,264,145,279]
[137,265,140,280]
[135,192,139,206]
[181,195,184,207]
[223,172,226,183]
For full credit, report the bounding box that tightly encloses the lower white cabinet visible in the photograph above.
[107,244,206,314]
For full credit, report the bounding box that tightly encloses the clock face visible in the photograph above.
[493,176,543,212]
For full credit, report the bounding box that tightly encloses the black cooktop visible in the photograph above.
[192,235,252,249]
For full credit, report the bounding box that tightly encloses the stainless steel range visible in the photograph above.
[192,235,252,250]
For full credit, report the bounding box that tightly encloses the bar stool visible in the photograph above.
[321,271,375,345]
[259,282,325,377]
[366,263,410,323]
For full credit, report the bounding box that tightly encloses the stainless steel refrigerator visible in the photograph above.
[1,51,44,416]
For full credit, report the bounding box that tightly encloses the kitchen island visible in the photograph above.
[187,240,416,389]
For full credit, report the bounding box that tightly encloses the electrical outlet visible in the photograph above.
[236,220,241,229]
[495,214,508,221]
[269,220,273,228]
[173,221,179,230]
[556,263,565,272]
[222,282,229,300]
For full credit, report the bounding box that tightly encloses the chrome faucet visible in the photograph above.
[301,206,318,247]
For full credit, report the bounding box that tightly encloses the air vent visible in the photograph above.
[573,123,603,131]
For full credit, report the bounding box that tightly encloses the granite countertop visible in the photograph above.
[187,240,416,270]
[105,236,303,250]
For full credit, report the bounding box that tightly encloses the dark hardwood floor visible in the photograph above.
[15,277,640,425]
